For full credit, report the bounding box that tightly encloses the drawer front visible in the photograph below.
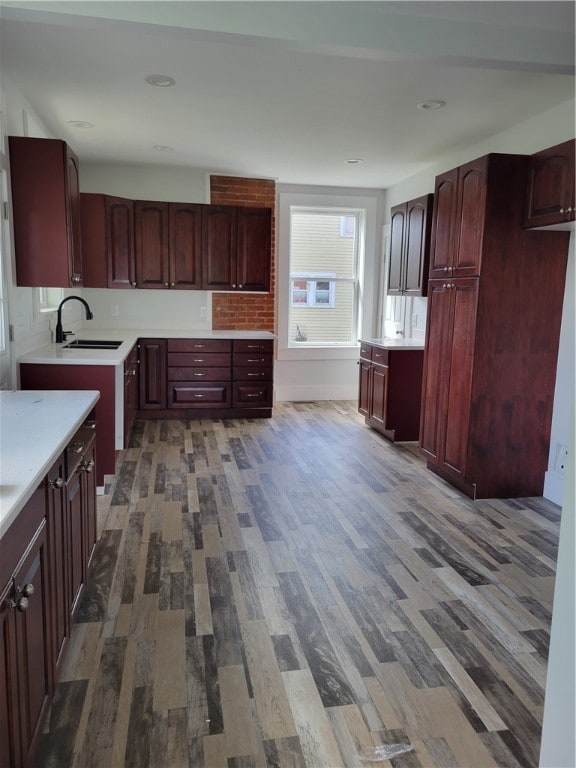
[168,367,232,382]
[359,342,372,360]
[233,366,273,382]
[168,352,231,368]
[233,352,273,366]
[167,339,231,353]
[371,347,389,366]
[233,339,274,354]
[233,382,273,407]
[168,383,231,408]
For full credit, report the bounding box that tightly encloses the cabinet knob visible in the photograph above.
[559,208,565,214]
[10,583,34,612]
[171,282,175,287]
[82,459,95,473]
[238,284,243,289]
[232,284,237,288]
[165,282,169,287]
[50,477,64,489]
[132,282,137,286]
[444,267,449,272]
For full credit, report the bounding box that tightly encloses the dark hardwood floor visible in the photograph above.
[36,401,559,767]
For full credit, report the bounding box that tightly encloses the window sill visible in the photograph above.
[277,344,360,362]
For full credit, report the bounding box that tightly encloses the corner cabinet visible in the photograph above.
[8,136,82,287]
[387,194,433,296]
[523,138,575,228]
[81,194,136,289]
[420,153,570,499]
[358,342,424,442]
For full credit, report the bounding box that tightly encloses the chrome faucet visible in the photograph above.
[55,295,94,343]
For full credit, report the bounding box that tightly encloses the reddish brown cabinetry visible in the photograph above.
[358,342,424,442]
[123,343,139,446]
[168,338,232,408]
[202,206,271,292]
[138,339,167,409]
[420,153,570,499]
[134,201,203,289]
[81,194,136,289]
[387,194,433,296]
[9,136,82,287]
[523,139,575,228]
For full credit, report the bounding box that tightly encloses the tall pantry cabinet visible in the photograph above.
[420,153,569,499]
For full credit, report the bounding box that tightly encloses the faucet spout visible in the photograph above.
[55,295,94,343]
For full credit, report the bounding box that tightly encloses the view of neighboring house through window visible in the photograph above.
[289,208,362,345]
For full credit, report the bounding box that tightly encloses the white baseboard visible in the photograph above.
[544,469,565,506]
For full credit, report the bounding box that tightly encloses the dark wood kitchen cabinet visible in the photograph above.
[0,487,53,768]
[81,194,136,288]
[134,201,202,289]
[202,206,271,292]
[420,153,570,499]
[387,194,433,296]
[8,136,82,287]
[139,338,167,409]
[167,338,232,409]
[523,139,575,228]
[358,341,424,442]
[123,343,139,446]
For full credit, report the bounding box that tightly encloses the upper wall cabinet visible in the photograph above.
[202,205,271,292]
[387,194,433,296]
[9,136,82,287]
[523,139,575,228]
[81,194,135,289]
[134,201,203,290]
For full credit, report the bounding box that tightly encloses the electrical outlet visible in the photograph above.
[200,307,208,319]
[554,444,568,474]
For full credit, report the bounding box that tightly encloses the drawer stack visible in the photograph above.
[233,339,273,408]
[167,339,232,408]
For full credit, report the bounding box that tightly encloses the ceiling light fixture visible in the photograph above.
[67,120,93,128]
[417,100,446,111]
[153,145,173,151]
[345,158,364,165]
[145,74,176,87]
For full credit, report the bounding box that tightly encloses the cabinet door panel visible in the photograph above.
[369,363,388,428]
[404,196,432,295]
[107,196,135,288]
[66,469,84,618]
[139,339,167,409]
[135,201,169,288]
[66,148,83,285]
[202,206,237,290]
[358,359,371,416]
[454,160,486,276]
[420,281,451,461]
[0,580,20,768]
[237,207,271,292]
[523,139,575,227]
[442,279,478,475]
[47,455,69,676]
[387,205,405,295]
[169,203,202,289]
[429,169,458,278]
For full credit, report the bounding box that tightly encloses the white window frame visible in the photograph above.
[277,190,380,362]
[290,272,336,309]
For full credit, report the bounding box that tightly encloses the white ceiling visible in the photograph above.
[1,1,574,188]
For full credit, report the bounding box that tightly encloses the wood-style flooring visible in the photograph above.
[37,401,560,768]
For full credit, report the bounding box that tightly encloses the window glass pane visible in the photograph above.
[291,211,356,279]
[290,281,356,344]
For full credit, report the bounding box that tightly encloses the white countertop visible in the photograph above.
[19,328,276,366]
[360,337,425,350]
[0,390,100,538]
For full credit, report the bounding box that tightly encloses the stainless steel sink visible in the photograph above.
[63,339,123,350]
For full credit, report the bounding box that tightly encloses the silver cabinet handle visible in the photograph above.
[193,373,205,377]
[50,477,64,489]
[10,583,35,612]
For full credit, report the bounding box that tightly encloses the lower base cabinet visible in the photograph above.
[139,337,274,417]
[0,417,97,768]
[358,341,424,442]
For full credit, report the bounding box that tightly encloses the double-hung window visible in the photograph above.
[288,207,362,346]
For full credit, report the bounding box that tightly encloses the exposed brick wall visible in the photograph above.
[210,176,276,332]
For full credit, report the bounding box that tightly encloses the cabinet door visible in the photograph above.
[523,139,575,227]
[169,203,203,289]
[65,147,83,286]
[106,196,136,288]
[202,206,237,290]
[387,205,405,295]
[236,207,271,291]
[12,521,53,768]
[429,168,459,278]
[358,357,371,417]
[403,194,432,295]
[66,468,85,619]
[453,159,486,276]
[124,345,139,447]
[368,363,388,430]
[139,339,167,409]
[420,280,452,461]
[46,455,69,677]
[81,440,97,571]
[135,201,169,288]
[0,579,20,768]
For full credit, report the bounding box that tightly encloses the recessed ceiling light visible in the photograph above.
[345,158,364,165]
[67,120,93,128]
[145,74,176,87]
[417,100,446,111]
[153,145,173,151]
